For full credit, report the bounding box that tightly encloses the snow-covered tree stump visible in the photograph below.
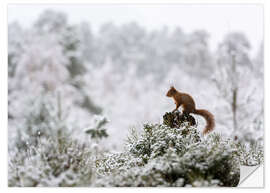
[163,111,196,128]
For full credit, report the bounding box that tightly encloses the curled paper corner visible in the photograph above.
[238,165,264,187]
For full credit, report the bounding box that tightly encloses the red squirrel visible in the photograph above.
[166,86,215,135]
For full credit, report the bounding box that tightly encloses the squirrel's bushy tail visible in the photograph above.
[194,109,215,135]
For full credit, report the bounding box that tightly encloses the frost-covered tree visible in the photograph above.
[184,30,213,77]
[77,22,98,65]
[213,33,263,144]
[8,9,101,122]
[8,22,25,120]
[34,9,85,78]
[8,28,70,123]
[33,10,101,114]
[253,43,264,78]
[98,22,147,71]
[8,22,24,78]
[34,9,68,34]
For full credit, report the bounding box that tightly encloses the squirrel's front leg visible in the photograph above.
[172,103,180,112]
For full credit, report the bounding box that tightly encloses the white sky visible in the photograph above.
[8,4,263,55]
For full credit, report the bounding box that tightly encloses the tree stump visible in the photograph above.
[163,111,196,128]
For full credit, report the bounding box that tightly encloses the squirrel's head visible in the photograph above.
[166,86,177,97]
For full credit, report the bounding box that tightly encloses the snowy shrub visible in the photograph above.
[235,141,263,166]
[8,134,94,187]
[8,96,263,187]
[95,112,241,187]
[85,116,109,140]
[10,92,72,151]
[8,93,98,187]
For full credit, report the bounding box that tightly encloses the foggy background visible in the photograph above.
[8,5,263,150]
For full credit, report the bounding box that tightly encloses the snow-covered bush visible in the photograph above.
[8,105,263,187]
[8,134,94,187]
[85,116,109,140]
[8,93,102,187]
[95,112,241,187]
[235,141,263,166]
